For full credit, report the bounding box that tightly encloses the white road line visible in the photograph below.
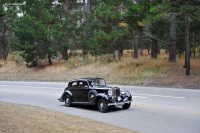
[132,96,147,99]
[0,85,61,89]
[0,90,59,96]
[131,93,185,99]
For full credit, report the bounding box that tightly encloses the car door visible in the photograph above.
[70,81,89,102]
[69,81,81,102]
[79,81,90,102]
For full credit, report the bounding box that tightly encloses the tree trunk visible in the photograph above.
[185,14,190,76]
[118,49,121,60]
[0,41,2,59]
[117,41,123,60]
[113,50,116,60]
[62,46,69,60]
[47,51,52,65]
[3,30,12,61]
[193,33,196,58]
[65,0,69,15]
[3,43,10,61]
[140,43,143,56]
[120,50,123,57]
[168,13,177,62]
[151,38,158,59]
[158,41,161,54]
[147,48,150,55]
[82,0,90,62]
[134,36,139,59]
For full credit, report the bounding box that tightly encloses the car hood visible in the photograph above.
[91,85,118,90]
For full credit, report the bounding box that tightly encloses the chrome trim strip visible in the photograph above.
[71,102,89,104]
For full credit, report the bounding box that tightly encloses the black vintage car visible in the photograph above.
[58,78,132,113]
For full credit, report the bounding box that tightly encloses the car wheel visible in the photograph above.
[64,94,72,107]
[88,90,98,101]
[122,103,131,109]
[98,99,108,113]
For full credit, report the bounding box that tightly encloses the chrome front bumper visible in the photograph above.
[107,101,132,106]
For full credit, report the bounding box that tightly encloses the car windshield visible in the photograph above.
[93,79,106,86]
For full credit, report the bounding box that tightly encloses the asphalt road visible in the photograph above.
[0,81,200,133]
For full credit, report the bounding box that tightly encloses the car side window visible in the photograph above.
[72,81,78,87]
[79,81,84,87]
[78,81,88,88]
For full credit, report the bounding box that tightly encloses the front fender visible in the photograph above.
[125,91,132,100]
[97,93,109,99]
[94,93,109,103]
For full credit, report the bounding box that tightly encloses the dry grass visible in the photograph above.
[0,49,200,88]
[0,101,138,133]
[0,50,199,133]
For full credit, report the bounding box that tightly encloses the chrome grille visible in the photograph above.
[112,87,120,102]
[115,88,120,97]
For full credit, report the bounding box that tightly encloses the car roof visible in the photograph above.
[70,78,104,82]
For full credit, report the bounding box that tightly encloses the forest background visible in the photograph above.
[0,0,200,89]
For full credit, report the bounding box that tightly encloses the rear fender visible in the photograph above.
[65,90,72,96]
[62,91,73,101]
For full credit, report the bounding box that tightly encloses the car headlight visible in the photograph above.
[120,89,126,95]
[117,96,122,101]
[108,90,112,96]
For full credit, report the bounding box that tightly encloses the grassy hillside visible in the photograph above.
[0,50,200,89]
